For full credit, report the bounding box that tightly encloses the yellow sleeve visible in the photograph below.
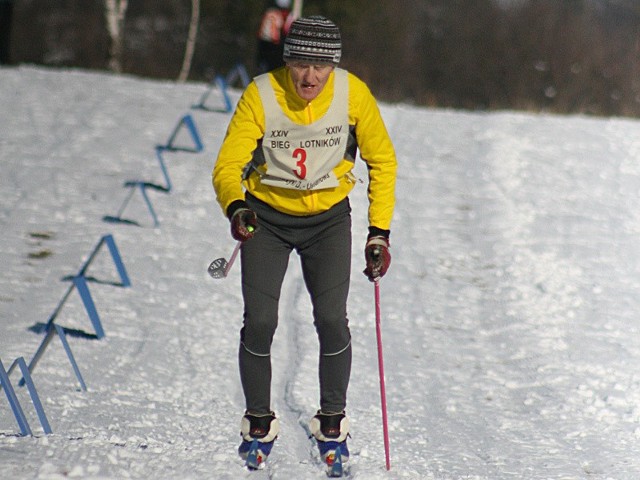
[349,74,397,231]
[212,82,265,216]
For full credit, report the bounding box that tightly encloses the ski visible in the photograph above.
[245,439,260,469]
[306,418,350,477]
[325,445,344,477]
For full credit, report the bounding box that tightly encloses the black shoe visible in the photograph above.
[238,412,279,469]
[310,411,350,465]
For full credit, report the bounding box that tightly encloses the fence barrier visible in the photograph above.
[9,234,130,390]
[163,113,204,152]
[193,75,233,113]
[225,63,250,89]
[194,63,248,113]
[4,67,216,438]
[103,146,173,227]
[0,357,52,436]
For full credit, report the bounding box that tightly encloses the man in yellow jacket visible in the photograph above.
[212,15,396,471]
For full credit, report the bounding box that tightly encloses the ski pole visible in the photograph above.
[207,241,241,279]
[374,280,391,470]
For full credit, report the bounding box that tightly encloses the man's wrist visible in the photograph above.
[226,200,250,220]
[368,226,390,239]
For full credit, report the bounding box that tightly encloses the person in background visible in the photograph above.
[256,0,294,74]
[212,15,397,470]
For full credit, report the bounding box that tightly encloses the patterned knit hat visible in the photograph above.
[283,16,342,65]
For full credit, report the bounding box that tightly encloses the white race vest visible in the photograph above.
[254,69,350,190]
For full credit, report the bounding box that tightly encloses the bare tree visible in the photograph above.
[105,0,128,73]
[178,0,200,83]
[7,0,640,117]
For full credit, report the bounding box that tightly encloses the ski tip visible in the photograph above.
[327,464,343,477]
[326,445,344,477]
[245,439,261,470]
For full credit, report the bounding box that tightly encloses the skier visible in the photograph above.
[256,0,295,74]
[212,15,397,473]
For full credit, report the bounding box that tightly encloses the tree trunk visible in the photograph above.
[178,0,200,83]
[105,0,128,73]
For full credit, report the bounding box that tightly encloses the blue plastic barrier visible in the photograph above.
[15,324,88,391]
[0,357,31,435]
[155,146,173,192]
[15,234,130,385]
[76,233,131,289]
[1,357,52,435]
[163,113,204,152]
[103,148,172,227]
[192,75,233,113]
[54,233,130,339]
[225,63,250,89]
[72,275,104,338]
[52,324,87,391]
[102,181,161,227]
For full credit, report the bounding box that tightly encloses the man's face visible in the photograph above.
[287,63,335,102]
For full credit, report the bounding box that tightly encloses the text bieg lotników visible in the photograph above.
[268,125,343,149]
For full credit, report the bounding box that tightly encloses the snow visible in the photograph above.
[2,65,640,479]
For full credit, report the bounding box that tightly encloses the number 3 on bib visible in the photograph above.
[292,148,307,179]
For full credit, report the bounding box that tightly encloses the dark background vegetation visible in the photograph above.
[3,0,640,117]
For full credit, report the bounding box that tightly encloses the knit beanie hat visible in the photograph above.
[283,16,342,65]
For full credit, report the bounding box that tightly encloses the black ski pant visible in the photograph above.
[239,193,352,415]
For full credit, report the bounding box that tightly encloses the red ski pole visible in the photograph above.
[374,280,391,470]
[224,241,241,277]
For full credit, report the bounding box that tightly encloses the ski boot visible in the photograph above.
[238,411,279,470]
[309,411,350,477]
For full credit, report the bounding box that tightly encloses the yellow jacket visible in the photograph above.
[212,66,396,230]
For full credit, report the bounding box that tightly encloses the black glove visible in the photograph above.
[363,229,391,282]
[229,203,258,242]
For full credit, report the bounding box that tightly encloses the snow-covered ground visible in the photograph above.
[2,65,640,479]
